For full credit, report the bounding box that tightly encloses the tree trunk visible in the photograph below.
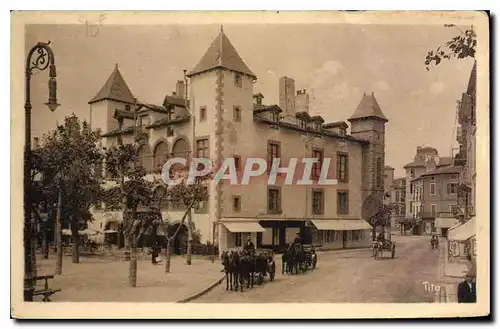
[30,209,38,277]
[71,221,80,264]
[164,201,193,273]
[186,209,193,265]
[55,191,63,275]
[164,239,172,273]
[43,225,49,259]
[128,207,137,287]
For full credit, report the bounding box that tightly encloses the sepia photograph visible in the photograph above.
[10,10,490,319]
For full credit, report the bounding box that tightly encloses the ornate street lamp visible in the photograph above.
[24,41,59,301]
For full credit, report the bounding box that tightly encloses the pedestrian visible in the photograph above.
[457,269,476,303]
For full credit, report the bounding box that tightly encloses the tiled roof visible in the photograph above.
[348,92,388,122]
[404,155,453,169]
[113,109,134,120]
[89,65,135,104]
[101,126,135,137]
[163,95,188,108]
[146,116,190,129]
[419,166,463,178]
[323,121,348,129]
[437,156,453,167]
[253,116,369,145]
[253,104,282,114]
[187,30,256,78]
[310,115,325,123]
[138,103,170,114]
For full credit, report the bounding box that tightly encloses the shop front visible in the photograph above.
[219,219,266,252]
[435,216,460,238]
[309,219,372,250]
[445,217,476,278]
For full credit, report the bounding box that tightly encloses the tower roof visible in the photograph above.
[88,64,136,104]
[187,28,256,78]
[348,92,388,122]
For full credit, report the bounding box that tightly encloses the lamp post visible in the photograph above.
[24,41,59,301]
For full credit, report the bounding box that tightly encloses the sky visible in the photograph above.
[25,23,475,178]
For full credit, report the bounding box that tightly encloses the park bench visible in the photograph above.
[25,275,61,302]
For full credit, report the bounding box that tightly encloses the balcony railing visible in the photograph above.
[438,212,456,218]
[418,211,436,219]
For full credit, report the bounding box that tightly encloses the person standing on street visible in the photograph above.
[457,269,476,303]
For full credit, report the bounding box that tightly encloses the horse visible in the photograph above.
[237,250,255,290]
[221,251,238,291]
[282,244,296,275]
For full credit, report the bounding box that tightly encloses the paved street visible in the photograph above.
[195,235,441,303]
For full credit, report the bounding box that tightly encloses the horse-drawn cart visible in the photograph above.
[221,248,276,292]
[372,239,396,260]
[303,244,317,270]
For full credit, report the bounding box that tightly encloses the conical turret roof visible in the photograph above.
[88,64,136,104]
[187,28,256,78]
[348,92,388,122]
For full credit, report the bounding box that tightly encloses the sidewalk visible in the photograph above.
[33,254,224,302]
[435,239,459,303]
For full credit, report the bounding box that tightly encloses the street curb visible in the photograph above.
[175,274,225,303]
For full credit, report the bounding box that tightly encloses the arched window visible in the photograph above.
[137,143,153,173]
[153,141,169,174]
[170,138,190,176]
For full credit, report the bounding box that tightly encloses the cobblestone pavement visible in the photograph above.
[195,235,441,303]
[33,255,223,302]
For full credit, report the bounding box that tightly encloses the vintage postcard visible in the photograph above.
[10,11,490,319]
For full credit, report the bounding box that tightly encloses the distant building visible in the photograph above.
[455,61,476,221]
[403,146,453,219]
[387,177,406,229]
[87,28,390,253]
[411,166,462,236]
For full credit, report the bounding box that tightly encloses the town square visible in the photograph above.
[11,11,487,318]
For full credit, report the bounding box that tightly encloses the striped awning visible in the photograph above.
[310,219,372,231]
[435,217,459,228]
[222,221,266,233]
[448,217,476,241]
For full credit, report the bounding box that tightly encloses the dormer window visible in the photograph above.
[297,118,307,130]
[271,111,279,123]
[235,73,242,88]
[167,108,174,121]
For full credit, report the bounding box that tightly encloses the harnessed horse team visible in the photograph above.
[221,234,317,292]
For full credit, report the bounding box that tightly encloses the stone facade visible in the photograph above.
[87,29,389,253]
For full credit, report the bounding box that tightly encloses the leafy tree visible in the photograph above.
[31,115,103,271]
[103,143,154,287]
[369,204,394,240]
[425,24,476,71]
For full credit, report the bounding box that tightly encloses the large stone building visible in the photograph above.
[87,28,389,253]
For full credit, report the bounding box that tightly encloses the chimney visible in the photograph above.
[279,76,295,115]
[175,80,185,99]
[294,89,309,114]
